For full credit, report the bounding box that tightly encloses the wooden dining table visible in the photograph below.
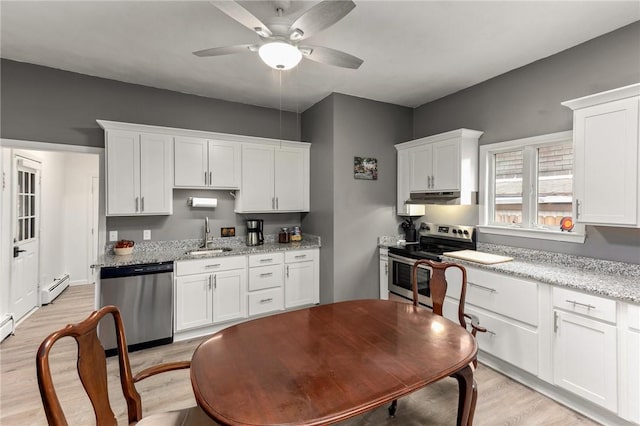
[190,299,478,426]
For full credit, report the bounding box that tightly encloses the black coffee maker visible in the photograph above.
[246,219,264,246]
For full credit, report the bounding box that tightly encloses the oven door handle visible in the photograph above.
[388,254,432,268]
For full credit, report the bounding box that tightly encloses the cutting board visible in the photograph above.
[443,250,513,265]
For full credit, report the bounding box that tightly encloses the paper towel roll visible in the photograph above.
[188,197,218,208]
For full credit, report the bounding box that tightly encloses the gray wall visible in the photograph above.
[1,59,303,243]
[302,93,413,303]
[301,95,335,304]
[414,21,640,264]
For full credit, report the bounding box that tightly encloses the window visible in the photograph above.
[480,131,585,243]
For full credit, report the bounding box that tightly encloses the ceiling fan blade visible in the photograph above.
[301,45,363,69]
[288,0,355,41]
[193,44,256,57]
[210,1,272,37]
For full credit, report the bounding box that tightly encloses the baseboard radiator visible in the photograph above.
[41,273,70,305]
[1,313,15,342]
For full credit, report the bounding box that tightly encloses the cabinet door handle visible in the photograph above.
[214,274,217,289]
[259,272,273,277]
[554,311,559,333]
[204,171,208,185]
[486,330,496,336]
[272,197,275,209]
[135,197,139,212]
[384,263,388,274]
[208,275,212,291]
[575,199,581,219]
[565,299,596,310]
[276,197,279,210]
[427,176,431,188]
[431,175,435,188]
[469,282,497,293]
[286,265,289,278]
[141,196,144,212]
[209,171,212,186]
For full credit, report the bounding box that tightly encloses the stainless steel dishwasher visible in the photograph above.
[99,262,173,355]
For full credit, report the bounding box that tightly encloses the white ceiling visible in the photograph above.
[1,1,639,112]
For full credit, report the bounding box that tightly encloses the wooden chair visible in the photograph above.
[389,259,487,425]
[36,305,214,425]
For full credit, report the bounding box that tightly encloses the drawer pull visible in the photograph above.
[260,258,273,263]
[469,282,497,293]
[566,299,596,310]
[205,264,221,268]
[259,272,273,277]
[294,255,307,259]
[486,330,496,336]
[259,298,273,304]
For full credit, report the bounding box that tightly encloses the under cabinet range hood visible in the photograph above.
[406,191,477,205]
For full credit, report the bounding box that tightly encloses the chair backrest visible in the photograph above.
[411,259,468,329]
[36,305,143,426]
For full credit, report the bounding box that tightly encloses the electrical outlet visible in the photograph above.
[109,231,118,242]
[143,230,151,240]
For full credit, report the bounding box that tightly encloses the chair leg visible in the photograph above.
[467,379,478,426]
[388,399,397,417]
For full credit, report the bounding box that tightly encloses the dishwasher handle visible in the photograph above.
[100,262,174,279]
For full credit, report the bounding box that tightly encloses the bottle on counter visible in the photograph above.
[290,226,302,242]
[279,227,290,243]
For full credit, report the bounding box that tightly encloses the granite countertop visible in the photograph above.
[378,236,640,304]
[96,234,321,268]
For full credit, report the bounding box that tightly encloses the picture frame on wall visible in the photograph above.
[354,156,377,180]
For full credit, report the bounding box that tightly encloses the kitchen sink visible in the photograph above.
[186,247,233,256]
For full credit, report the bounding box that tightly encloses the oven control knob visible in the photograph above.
[463,230,469,236]
[453,229,459,234]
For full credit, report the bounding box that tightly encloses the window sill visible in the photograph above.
[478,225,586,244]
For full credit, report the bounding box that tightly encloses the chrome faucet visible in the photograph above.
[203,217,211,247]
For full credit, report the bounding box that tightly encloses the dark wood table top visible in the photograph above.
[190,299,478,426]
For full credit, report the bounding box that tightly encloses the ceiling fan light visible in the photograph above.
[258,42,302,70]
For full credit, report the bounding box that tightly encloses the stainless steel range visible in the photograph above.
[387,223,476,307]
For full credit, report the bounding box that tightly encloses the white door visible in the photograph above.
[432,139,460,191]
[88,176,100,283]
[274,147,305,211]
[174,136,208,187]
[240,144,275,211]
[11,156,41,321]
[212,269,247,323]
[209,140,240,189]
[284,261,315,308]
[553,310,618,411]
[139,133,173,214]
[175,274,213,331]
[409,144,433,191]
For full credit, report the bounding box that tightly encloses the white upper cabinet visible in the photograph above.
[235,142,310,213]
[396,128,482,214]
[174,136,240,189]
[105,130,173,216]
[562,84,640,227]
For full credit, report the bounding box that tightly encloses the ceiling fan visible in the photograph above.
[194,0,363,70]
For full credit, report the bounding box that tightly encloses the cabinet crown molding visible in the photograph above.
[561,83,640,110]
[96,120,310,148]
[395,128,483,150]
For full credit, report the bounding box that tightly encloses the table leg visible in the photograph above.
[453,364,475,426]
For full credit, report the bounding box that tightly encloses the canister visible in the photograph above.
[290,226,302,242]
[279,227,290,243]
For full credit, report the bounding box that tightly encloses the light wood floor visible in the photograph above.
[0,285,598,425]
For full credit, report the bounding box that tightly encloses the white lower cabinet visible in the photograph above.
[175,274,213,331]
[284,249,320,308]
[446,265,539,375]
[552,287,618,413]
[379,248,388,300]
[174,256,247,332]
[248,253,284,316]
[625,303,640,423]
